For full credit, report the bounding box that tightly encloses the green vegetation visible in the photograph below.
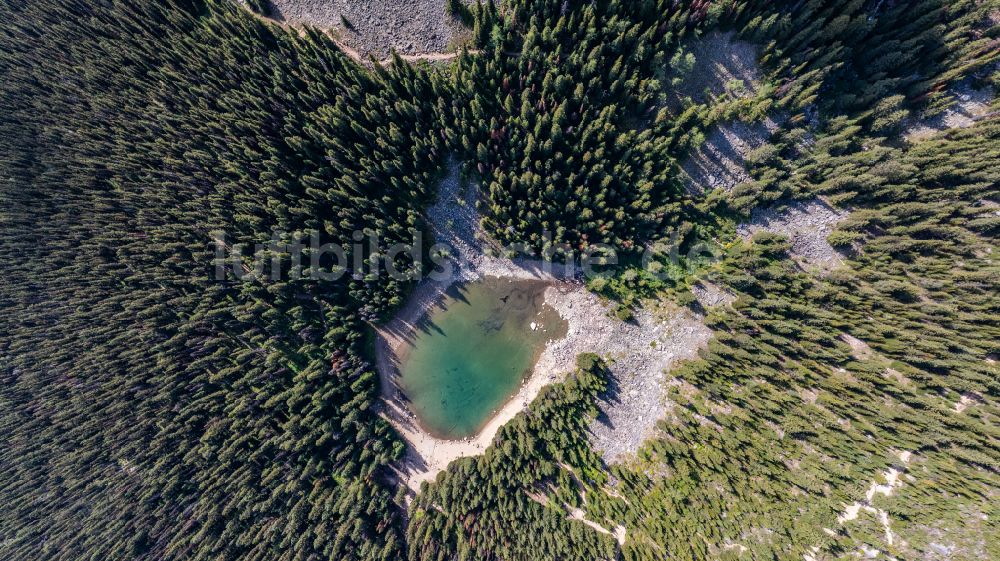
[407,353,616,560]
[1,0,997,560]
[1,1,441,558]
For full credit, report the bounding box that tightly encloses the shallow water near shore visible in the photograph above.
[397,277,567,440]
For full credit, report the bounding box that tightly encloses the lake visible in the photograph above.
[396,277,567,440]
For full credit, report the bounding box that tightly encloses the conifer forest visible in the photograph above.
[1,1,997,560]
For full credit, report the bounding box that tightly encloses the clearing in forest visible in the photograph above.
[258,0,472,58]
[670,31,783,194]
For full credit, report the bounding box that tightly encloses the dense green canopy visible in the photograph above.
[1,1,997,560]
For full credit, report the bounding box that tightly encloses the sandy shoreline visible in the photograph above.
[377,268,713,490]
[373,162,583,490]
[375,280,577,491]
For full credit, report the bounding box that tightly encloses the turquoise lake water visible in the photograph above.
[397,277,567,439]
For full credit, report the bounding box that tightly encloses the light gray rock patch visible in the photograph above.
[904,82,996,142]
[681,115,783,194]
[261,0,473,58]
[738,198,849,274]
[692,280,736,309]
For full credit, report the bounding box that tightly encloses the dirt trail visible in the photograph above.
[565,506,627,546]
[391,51,472,63]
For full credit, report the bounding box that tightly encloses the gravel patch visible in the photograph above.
[257,0,473,58]
[841,333,875,361]
[670,30,780,194]
[737,198,849,274]
[952,392,983,414]
[579,298,713,464]
[692,280,736,309]
[680,115,782,194]
[668,31,764,109]
[904,82,996,142]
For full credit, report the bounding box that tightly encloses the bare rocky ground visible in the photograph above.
[737,198,849,274]
[911,507,993,561]
[425,163,579,283]
[691,280,736,309]
[259,0,471,58]
[668,31,764,109]
[681,115,783,194]
[669,31,786,194]
[581,297,713,464]
[904,82,997,142]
